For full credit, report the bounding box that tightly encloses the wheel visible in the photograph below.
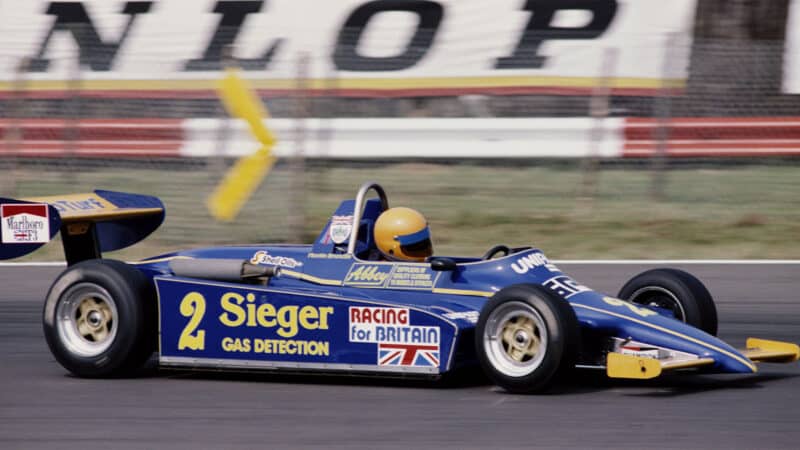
[42,259,157,377]
[475,284,579,394]
[481,244,511,260]
[617,268,718,336]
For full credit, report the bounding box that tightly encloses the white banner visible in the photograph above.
[0,0,696,97]
[784,0,800,93]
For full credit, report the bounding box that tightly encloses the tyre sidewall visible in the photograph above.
[618,268,718,336]
[43,259,155,377]
[475,284,579,394]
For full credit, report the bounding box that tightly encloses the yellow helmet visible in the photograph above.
[374,207,433,262]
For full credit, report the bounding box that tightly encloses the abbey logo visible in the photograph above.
[344,264,391,286]
[1,204,50,244]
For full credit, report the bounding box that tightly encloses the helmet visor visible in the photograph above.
[395,226,433,258]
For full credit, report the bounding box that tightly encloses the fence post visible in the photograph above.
[64,46,82,185]
[212,45,236,186]
[309,53,338,196]
[577,46,618,215]
[288,53,310,242]
[650,32,679,201]
[1,58,29,197]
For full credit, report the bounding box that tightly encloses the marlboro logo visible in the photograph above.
[1,204,50,244]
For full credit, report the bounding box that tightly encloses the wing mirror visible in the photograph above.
[429,257,457,271]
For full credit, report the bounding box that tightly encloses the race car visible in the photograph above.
[1,182,798,394]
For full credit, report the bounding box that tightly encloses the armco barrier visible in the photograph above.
[180,118,624,159]
[1,118,625,159]
[0,119,183,157]
[3,118,800,159]
[623,117,800,157]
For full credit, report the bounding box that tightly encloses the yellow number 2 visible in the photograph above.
[178,292,207,350]
[602,296,658,318]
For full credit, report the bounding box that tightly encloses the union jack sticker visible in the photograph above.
[378,343,439,367]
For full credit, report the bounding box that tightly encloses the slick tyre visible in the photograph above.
[42,259,157,377]
[618,268,718,336]
[475,284,579,394]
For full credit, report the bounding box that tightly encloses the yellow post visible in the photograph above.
[207,69,277,221]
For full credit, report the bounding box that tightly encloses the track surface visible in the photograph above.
[1,264,799,449]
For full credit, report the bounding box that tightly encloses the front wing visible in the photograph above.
[607,338,800,379]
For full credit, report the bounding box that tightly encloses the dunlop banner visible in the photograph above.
[0,0,695,97]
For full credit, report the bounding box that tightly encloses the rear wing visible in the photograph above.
[0,190,164,265]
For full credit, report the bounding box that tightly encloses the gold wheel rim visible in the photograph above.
[55,283,118,357]
[501,316,541,362]
[483,301,548,377]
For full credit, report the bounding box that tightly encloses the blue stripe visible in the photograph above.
[395,226,430,245]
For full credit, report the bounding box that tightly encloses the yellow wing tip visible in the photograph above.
[606,353,662,379]
[744,338,800,363]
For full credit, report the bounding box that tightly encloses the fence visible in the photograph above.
[1,19,799,259]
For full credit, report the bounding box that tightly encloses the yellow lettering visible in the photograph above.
[318,307,333,329]
[222,336,233,350]
[246,293,257,327]
[277,305,299,337]
[299,306,319,329]
[603,296,658,318]
[216,292,334,336]
[347,266,365,281]
[221,337,250,352]
[178,292,206,350]
[219,292,246,327]
[257,303,277,327]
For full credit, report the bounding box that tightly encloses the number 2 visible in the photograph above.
[178,292,206,350]
[603,296,658,318]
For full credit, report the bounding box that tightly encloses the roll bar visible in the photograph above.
[347,181,389,255]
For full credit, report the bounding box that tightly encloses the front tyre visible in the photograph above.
[43,259,156,377]
[618,268,718,336]
[475,284,579,394]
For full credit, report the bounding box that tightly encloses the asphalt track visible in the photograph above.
[1,263,799,449]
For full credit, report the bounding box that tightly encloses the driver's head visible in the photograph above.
[374,207,433,262]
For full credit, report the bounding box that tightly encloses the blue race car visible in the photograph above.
[1,182,797,393]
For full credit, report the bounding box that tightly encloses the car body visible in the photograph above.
[1,182,798,393]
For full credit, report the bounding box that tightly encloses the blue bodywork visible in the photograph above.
[133,197,757,377]
[0,187,760,377]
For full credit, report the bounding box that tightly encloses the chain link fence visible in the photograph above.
[1,35,799,260]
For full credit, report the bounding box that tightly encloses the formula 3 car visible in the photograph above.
[1,182,798,393]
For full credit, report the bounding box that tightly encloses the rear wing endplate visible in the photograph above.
[0,190,164,265]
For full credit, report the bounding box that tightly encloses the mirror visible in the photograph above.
[430,257,457,272]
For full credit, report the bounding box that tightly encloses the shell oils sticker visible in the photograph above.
[348,306,440,367]
[250,250,303,268]
[1,204,49,244]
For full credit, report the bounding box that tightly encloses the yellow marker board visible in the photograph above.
[207,69,277,221]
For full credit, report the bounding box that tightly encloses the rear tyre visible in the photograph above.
[43,259,156,377]
[475,284,579,394]
[618,268,718,336]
